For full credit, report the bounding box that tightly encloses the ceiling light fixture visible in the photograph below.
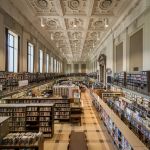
[73,24,77,28]
[104,18,109,28]
[41,17,45,27]
[73,18,78,28]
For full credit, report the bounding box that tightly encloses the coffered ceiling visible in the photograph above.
[11,0,131,62]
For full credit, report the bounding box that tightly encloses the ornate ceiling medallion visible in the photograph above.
[72,32,81,39]
[68,0,80,10]
[99,0,113,10]
[36,0,48,9]
[46,19,57,27]
[90,32,97,38]
[94,20,103,28]
[54,32,61,38]
[70,18,81,28]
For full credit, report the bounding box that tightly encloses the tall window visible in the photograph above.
[56,60,58,73]
[58,62,60,73]
[46,54,49,73]
[39,50,43,73]
[54,59,56,73]
[27,43,34,73]
[60,62,62,72]
[51,57,53,72]
[7,30,19,72]
[59,62,61,73]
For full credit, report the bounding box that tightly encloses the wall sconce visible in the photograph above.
[41,17,45,27]
[104,18,109,28]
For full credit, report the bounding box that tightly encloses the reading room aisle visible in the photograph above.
[44,90,117,150]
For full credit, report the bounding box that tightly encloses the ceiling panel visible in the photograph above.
[10,0,130,62]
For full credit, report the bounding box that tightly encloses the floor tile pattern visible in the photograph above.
[44,90,117,150]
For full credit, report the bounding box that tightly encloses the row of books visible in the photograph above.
[0,104,54,137]
[113,71,150,95]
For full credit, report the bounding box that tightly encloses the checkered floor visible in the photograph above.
[44,90,117,150]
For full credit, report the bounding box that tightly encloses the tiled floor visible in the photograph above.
[44,90,117,150]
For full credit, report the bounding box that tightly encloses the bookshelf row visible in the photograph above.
[90,91,148,150]
[91,90,150,149]
[113,71,150,95]
[0,72,87,92]
[0,132,44,150]
[0,104,54,138]
[0,98,71,122]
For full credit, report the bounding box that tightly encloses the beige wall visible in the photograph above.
[129,29,143,71]
[64,62,88,73]
[74,64,79,73]
[116,42,123,72]
[81,64,86,73]
[90,0,150,78]
[0,7,63,73]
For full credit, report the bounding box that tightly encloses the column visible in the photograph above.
[34,42,39,72]
[43,48,46,73]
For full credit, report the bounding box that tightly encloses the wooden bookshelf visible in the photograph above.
[0,117,10,143]
[12,107,26,132]
[101,92,123,99]
[0,132,44,150]
[114,72,126,87]
[3,98,71,122]
[39,106,54,138]
[26,106,39,133]
[54,102,70,121]
[126,71,150,96]
[91,92,148,150]
[0,104,54,138]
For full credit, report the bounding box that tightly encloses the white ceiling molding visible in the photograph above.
[2,0,138,62]
[91,0,148,60]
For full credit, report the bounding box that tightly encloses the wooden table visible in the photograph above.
[68,131,87,150]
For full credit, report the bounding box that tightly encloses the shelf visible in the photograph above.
[91,92,148,150]
[0,104,54,138]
